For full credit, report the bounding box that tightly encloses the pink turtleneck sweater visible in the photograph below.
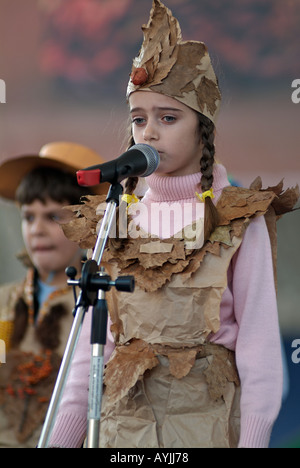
[49,164,282,448]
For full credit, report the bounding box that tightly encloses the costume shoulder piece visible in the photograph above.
[59,181,299,292]
[0,280,25,322]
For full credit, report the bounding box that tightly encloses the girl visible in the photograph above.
[48,1,298,448]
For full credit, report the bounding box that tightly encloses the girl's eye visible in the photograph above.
[162,115,176,123]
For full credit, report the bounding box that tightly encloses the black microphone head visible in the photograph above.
[128,144,160,177]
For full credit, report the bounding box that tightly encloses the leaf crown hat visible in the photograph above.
[127,0,221,124]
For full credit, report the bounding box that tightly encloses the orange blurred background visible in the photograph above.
[0,0,299,188]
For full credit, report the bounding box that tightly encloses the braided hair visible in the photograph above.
[124,133,139,196]
[123,112,219,242]
[197,113,219,241]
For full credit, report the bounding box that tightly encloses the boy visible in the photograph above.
[0,141,107,447]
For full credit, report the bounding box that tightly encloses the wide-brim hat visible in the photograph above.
[0,141,109,200]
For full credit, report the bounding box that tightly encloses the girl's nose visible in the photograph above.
[143,120,158,142]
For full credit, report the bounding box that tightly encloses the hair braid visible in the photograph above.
[109,134,138,251]
[124,134,139,196]
[197,114,219,242]
[199,118,215,192]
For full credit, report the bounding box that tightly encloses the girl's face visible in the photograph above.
[21,198,82,284]
[129,91,203,177]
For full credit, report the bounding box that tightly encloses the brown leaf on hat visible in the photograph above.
[129,0,181,90]
[152,41,206,98]
[196,76,222,118]
[104,339,159,404]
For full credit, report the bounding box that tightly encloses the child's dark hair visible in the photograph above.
[123,112,219,242]
[16,166,91,206]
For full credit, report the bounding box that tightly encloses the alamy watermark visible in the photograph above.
[291,339,300,364]
[97,199,205,250]
[0,339,6,364]
[291,79,300,104]
[0,79,6,103]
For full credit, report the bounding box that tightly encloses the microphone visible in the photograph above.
[77,144,160,186]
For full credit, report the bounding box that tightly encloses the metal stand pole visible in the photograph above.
[86,269,107,448]
[38,183,128,448]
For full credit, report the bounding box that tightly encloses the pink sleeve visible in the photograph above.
[232,216,283,448]
[48,308,115,448]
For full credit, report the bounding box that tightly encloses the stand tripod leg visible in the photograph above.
[86,273,108,448]
[86,343,105,448]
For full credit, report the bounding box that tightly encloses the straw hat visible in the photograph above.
[0,141,109,200]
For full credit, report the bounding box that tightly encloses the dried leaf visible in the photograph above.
[249,176,263,191]
[104,339,159,404]
[196,76,222,117]
[272,185,300,216]
[153,41,206,98]
[167,348,198,379]
[217,186,276,224]
[125,257,189,292]
[264,180,284,196]
[130,0,180,88]
[61,216,97,249]
[140,241,173,254]
[203,350,240,401]
[209,225,233,246]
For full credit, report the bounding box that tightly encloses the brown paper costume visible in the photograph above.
[59,178,299,447]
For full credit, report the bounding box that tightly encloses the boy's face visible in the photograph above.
[21,198,81,283]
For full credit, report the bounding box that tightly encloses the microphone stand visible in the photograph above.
[38,182,134,448]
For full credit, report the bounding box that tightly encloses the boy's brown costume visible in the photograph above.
[0,270,75,446]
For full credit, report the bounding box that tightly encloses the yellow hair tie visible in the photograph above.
[195,189,215,202]
[121,193,139,206]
